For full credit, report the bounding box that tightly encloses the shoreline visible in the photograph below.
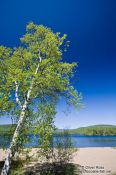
[0,147,116,175]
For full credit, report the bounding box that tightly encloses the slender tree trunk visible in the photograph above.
[1,53,42,175]
[1,102,28,175]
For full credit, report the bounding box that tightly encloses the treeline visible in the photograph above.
[0,124,116,136]
[0,124,16,136]
[67,125,116,136]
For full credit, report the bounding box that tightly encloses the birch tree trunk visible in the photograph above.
[1,53,42,175]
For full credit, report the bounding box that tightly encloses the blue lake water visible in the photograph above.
[0,134,116,148]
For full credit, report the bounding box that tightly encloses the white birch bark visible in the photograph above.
[1,52,42,175]
[15,81,22,109]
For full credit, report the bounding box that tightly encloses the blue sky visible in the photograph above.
[0,0,116,128]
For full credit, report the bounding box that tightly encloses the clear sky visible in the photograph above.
[0,0,116,128]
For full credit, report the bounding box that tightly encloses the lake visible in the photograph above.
[0,134,116,148]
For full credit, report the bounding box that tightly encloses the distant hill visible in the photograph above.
[60,124,116,136]
[0,124,16,135]
[0,124,116,136]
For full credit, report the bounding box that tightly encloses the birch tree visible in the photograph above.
[0,22,81,175]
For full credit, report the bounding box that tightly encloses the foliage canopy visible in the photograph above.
[0,22,81,121]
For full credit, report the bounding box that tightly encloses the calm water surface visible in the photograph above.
[0,134,116,148]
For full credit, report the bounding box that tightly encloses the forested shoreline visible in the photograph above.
[0,124,116,136]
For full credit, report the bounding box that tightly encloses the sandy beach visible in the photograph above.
[0,148,116,175]
[72,148,116,175]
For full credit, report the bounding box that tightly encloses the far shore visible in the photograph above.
[0,147,116,175]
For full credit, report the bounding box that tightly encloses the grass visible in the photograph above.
[0,161,82,175]
[0,160,24,175]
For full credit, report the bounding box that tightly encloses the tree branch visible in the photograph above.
[35,51,42,74]
[15,81,22,109]
[26,50,42,101]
